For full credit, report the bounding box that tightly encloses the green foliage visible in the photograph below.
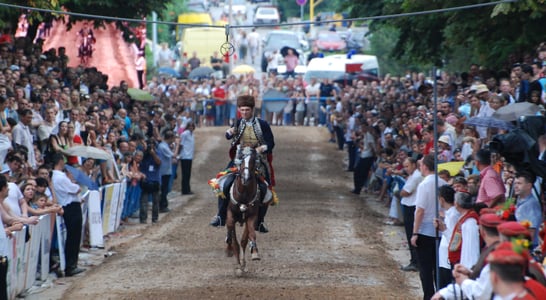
[341,0,546,72]
[0,0,167,43]
[148,1,190,46]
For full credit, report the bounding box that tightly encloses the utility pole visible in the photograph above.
[309,0,324,33]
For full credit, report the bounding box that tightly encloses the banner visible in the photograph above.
[24,223,41,290]
[56,215,66,273]
[40,214,55,280]
[88,190,104,248]
[114,181,127,232]
[107,183,120,233]
[101,184,114,234]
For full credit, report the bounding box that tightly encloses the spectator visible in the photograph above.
[0,173,25,300]
[51,153,85,277]
[157,130,175,213]
[475,149,505,208]
[448,192,480,270]
[432,213,503,300]
[11,109,35,169]
[434,185,459,288]
[513,171,543,248]
[179,122,195,195]
[411,154,448,300]
[399,157,423,272]
[351,123,376,195]
[139,140,161,224]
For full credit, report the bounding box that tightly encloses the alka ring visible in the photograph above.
[220,42,235,56]
[239,204,247,212]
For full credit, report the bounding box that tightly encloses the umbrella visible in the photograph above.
[463,116,515,130]
[61,145,112,161]
[127,88,153,101]
[157,67,180,78]
[280,46,299,58]
[188,66,214,79]
[65,165,99,190]
[232,64,255,74]
[492,102,540,122]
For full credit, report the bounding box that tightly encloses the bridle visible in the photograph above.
[230,146,259,213]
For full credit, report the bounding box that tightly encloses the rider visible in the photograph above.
[209,95,275,233]
[77,22,95,58]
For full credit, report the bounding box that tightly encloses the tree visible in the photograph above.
[0,0,168,44]
[342,0,546,72]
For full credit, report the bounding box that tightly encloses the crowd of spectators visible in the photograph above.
[0,19,546,299]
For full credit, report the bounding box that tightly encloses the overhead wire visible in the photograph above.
[0,0,518,29]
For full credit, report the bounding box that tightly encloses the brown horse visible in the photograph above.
[225,146,261,275]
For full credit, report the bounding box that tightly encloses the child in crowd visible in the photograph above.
[28,192,63,216]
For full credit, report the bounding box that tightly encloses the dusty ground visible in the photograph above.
[27,126,421,300]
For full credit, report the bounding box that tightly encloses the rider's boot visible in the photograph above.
[210,197,227,227]
[255,205,269,233]
[210,174,235,227]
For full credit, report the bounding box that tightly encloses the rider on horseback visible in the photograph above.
[209,95,276,233]
[77,22,95,58]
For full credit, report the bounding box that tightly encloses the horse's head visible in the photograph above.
[236,146,257,185]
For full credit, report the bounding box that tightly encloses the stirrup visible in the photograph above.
[263,189,272,204]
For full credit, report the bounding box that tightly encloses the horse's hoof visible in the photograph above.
[226,249,234,257]
[251,253,261,261]
[235,268,244,277]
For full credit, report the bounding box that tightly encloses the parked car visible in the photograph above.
[253,6,280,25]
[261,30,305,72]
[314,31,346,52]
[187,0,209,12]
[224,0,247,16]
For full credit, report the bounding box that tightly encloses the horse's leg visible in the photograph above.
[225,211,235,258]
[248,213,260,261]
[240,222,249,271]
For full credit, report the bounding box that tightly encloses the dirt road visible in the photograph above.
[36,126,419,299]
[43,20,138,88]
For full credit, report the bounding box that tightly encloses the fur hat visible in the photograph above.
[237,95,255,108]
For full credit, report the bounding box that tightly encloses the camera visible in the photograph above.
[490,115,546,178]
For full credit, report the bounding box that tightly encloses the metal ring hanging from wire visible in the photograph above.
[220,25,235,57]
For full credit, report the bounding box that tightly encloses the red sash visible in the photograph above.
[448,210,479,265]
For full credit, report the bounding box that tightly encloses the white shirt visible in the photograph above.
[12,122,36,168]
[359,132,375,159]
[400,169,422,206]
[439,206,460,269]
[4,182,24,217]
[460,216,480,269]
[0,209,7,256]
[415,174,447,237]
[52,170,81,206]
[439,264,492,300]
[179,130,194,160]
[267,52,282,70]
[247,31,260,48]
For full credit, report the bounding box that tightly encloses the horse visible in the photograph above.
[225,146,261,275]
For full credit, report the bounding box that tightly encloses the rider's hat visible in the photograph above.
[237,95,255,108]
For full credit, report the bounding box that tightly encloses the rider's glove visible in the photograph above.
[256,145,267,154]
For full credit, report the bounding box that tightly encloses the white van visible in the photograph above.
[304,54,379,82]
